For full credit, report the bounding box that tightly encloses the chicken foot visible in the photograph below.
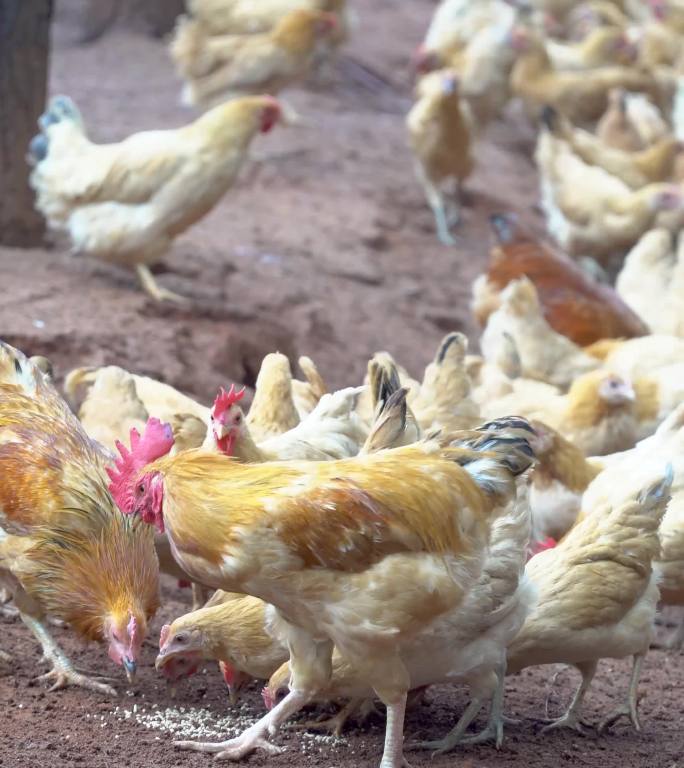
[175,689,309,760]
[597,653,644,733]
[135,264,189,305]
[21,612,117,696]
[541,660,597,734]
[294,697,367,737]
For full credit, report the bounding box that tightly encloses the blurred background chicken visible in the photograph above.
[171,8,341,115]
[28,94,282,301]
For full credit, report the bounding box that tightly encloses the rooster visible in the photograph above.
[0,341,165,694]
[28,94,282,302]
[110,416,534,766]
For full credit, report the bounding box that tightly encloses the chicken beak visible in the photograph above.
[123,656,137,683]
[228,685,240,706]
[214,422,231,441]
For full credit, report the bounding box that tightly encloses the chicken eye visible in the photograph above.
[174,633,188,644]
[235,414,241,423]
[138,483,146,495]
[210,414,215,421]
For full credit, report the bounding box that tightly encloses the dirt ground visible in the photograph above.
[0,1,682,767]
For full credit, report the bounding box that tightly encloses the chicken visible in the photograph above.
[545,26,636,70]
[509,27,664,124]
[595,87,646,151]
[409,332,480,433]
[547,107,684,189]
[651,0,684,34]
[171,9,339,112]
[364,357,421,448]
[600,334,684,380]
[186,0,345,35]
[474,212,648,345]
[110,416,534,766]
[480,277,600,389]
[616,229,684,336]
[483,369,640,456]
[624,91,671,146]
[156,590,288,702]
[407,70,473,245]
[167,412,209,454]
[291,356,327,419]
[0,341,162,694]
[420,0,517,61]
[527,420,602,546]
[536,125,684,263]
[73,366,149,454]
[208,382,366,461]
[266,486,536,750]
[28,95,281,302]
[506,467,672,733]
[415,17,518,133]
[246,352,300,441]
[564,2,630,41]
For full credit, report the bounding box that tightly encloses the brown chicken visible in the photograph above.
[407,69,473,245]
[171,9,340,112]
[28,95,282,302]
[110,416,534,767]
[0,342,162,694]
[473,213,648,346]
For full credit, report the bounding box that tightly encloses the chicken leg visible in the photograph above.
[542,660,597,733]
[414,163,456,247]
[597,653,644,733]
[21,612,117,696]
[135,264,189,305]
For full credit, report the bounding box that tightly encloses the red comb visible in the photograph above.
[106,417,174,514]
[159,623,171,650]
[212,384,246,419]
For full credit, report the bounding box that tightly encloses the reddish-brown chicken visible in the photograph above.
[472,213,648,346]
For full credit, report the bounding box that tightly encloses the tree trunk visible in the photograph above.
[0,0,52,247]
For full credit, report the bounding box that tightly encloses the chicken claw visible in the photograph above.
[175,728,284,761]
[540,711,590,735]
[35,665,118,696]
[136,264,190,305]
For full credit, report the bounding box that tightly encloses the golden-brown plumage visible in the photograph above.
[171,9,340,109]
[0,342,160,694]
[545,26,635,70]
[407,69,473,245]
[28,95,282,301]
[475,213,648,345]
[113,417,534,766]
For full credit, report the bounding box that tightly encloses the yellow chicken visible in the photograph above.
[485,368,640,456]
[245,352,300,440]
[506,467,673,733]
[595,88,646,152]
[509,26,664,124]
[155,590,288,702]
[407,70,474,245]
[110,417,534,767]
[171,9,339,113]
[28,95,282,302]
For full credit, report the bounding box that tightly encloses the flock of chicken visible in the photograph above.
[6,0,684,766]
